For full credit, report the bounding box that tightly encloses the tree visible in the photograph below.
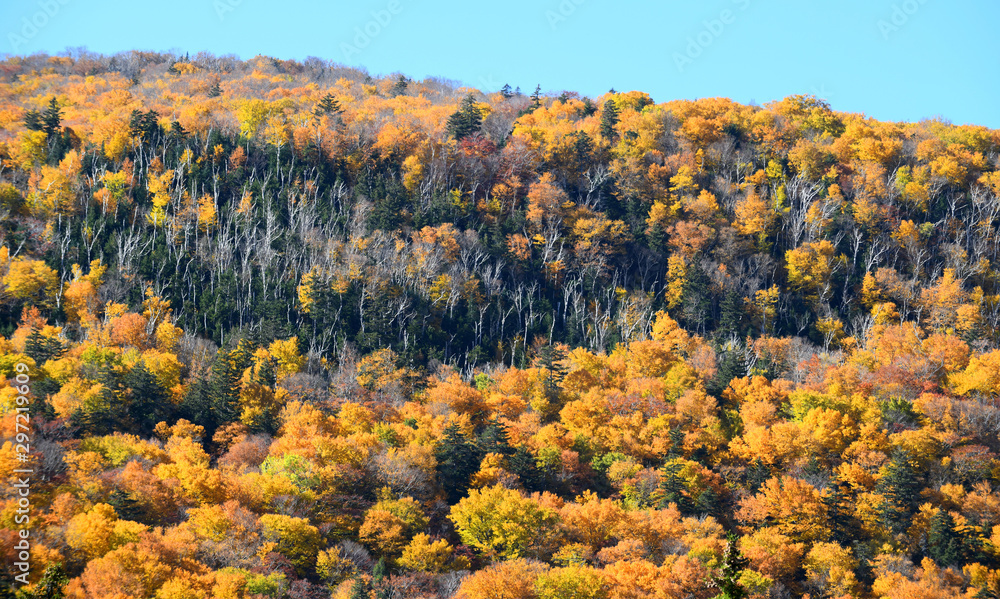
[501,84,513,100]
[600,99,619,141]
[450,484,557,560]
[24,563,69,599]
[531,85,543,109]
[710,534,750,599]
[875,449,922,535]
[124,361,172,437]
[435,423,483,503]
[315,92,342,117]
[926,510,963,567]
[447,94,484,140]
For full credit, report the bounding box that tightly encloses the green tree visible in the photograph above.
[875,449,921,535]
[710,534,750,599]
[926,510,963,567]
[446,94,483,140]
[435,424,483,502]
[599,99,619,141]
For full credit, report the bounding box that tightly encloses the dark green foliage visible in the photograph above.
[19,563,67,599]
[659,460,693,513]
[696,486,720,518]
[446,94,483,140]
[875,449,922,535]
[600,99,619,141]
[509,445,544,493]
[207,81,222,97]
[534,343,567,398]
[926,510,963,567]
[477,418,514,457]
[390,75,409,97]
[123,361,172,437]
[710,534,750,599]
[500,83,513,99]
[315,93,341,116]
[129,109,161,143]
[25,328,66,365]
[435,424,482,503]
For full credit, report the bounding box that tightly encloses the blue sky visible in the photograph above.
[2,0,998,127]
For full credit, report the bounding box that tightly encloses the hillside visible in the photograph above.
[0,50,999,598]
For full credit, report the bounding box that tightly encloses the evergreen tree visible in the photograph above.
[24,563,68,599]
[875,449,922,535]
[25,328,66,365]
[40,97,63,138]
[530,85,543,109]
[347,577,370,599]
[823,477,862,547]
[718,288,747,339]
[170,120,188,138]
[926,510,963,567]
[435,423,482,503]
[600,99,619,141]
[500,83,513,99]
[696,487,720,518]
[446,94,483,140]
[509,445,544,493]
[659,461,693,513]
[743,459,770,493]
[124,361,172,437]
[390,75,409,97]
[710,534,750,599]
[129,109,160,143]
[208,81,222,97]
[207,340,255,429]
[477,417,514,457]
[533,343,567,400]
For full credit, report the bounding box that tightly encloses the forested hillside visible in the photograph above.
[1,50,1000,598]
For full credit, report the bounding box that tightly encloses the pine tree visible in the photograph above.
[478,418,515,457]
[125,361,171,437]
[926,510,963,567]
[710,534,750,599]
[823,477,862,547]
[530,85,543,109]
[875,448,921,535]
[25,328,66,365]
[348,577,370,599]
[390,75,409,97]
[446,94,483,140]
[40,97,63,138]
[27,563,68,599]
[208,81,222,97]
[696,487,720,518]
[533,343,568,399]
[509,445,544,493]
[600,99,619,141]
[659,461,693,513]
[500,83,513,99]
[435,423,482,503]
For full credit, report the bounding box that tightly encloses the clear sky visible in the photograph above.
[2,0,998,127]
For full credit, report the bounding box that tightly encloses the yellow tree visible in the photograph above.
[450,484,558,560]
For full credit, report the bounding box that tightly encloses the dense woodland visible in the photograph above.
[0,50,1000,598]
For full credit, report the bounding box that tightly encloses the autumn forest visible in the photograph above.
[1,50,1000,598]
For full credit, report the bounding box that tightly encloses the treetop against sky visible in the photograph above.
[0,0,997,128]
